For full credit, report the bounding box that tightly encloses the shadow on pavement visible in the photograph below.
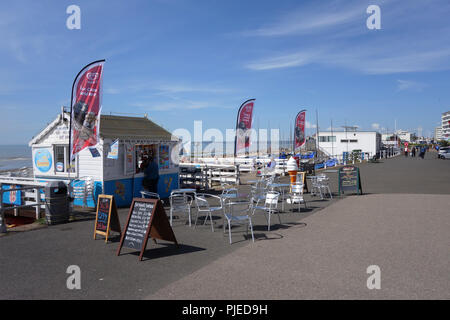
[123,243,206,261]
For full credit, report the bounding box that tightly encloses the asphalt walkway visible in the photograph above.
[1,152,449,299]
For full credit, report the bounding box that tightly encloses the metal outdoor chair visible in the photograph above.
[222,199,254,244]
[194,193,224,232]
[141,190,165,205]
[251,190,281,231]
[286,183,307,212]
[169,192,193,227]
[317,176,333,199]
[72,176,97,209]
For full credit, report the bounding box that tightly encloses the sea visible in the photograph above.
[0,141,295,173]
[0,145,33,173]
[188,140,295,157]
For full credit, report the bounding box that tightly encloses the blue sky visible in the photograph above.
[1,0,449,144]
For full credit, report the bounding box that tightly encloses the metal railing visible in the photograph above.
[0,184,45,233]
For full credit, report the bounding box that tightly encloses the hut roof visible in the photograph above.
[99,114,176,141]
[29,111,177,146]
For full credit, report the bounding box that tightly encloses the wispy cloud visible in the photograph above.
[242,1,367,37]
[396,80,427,92]
[246,51,318,71]
[305,121,317,129]
[105,81,233,96]
[132,100,218,111]
[244,0,450,74]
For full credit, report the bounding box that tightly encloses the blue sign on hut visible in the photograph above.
[28,108,180,207]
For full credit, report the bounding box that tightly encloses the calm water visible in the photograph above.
[0,141,294,171]
[0,145,32,171]
[188,140,295,156]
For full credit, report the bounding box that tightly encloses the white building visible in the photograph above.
[316,130,381,159]
[434,126,442,141]
[381,133,399,147]
[395,130,413,142]
[441,111,450,140]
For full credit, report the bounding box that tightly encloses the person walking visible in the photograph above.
[411,147,416,157]
[419,145,426,159]
[143,155,160,193]
[404,146,408,157]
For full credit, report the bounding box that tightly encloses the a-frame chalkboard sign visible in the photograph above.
[116,198,178,261]
[93,195,122,243]
[338,165,363,196]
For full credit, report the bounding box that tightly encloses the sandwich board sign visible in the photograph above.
[116,198,178,261]
[93,195,122,242]
[338,165,362,195]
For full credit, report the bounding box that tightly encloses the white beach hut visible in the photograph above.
[28,109,180,208]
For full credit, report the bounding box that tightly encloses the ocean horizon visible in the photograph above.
[0,144,32,172]
[0,140,296,172]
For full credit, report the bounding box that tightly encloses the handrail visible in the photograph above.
[0,184,45,233]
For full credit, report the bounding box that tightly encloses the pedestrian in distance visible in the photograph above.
[412,147,416,157]
[419,146,426,159]
[404,146,408,157]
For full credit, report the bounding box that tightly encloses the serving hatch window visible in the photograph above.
[135,144,158,173]
[53,145,76,173]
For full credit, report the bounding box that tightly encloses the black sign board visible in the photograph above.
[94,195,121,242]
[117,198,178,261]
[338,165,362,195]
[122,201,154,251]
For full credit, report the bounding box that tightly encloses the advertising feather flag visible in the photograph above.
[294,109,306,152]
[69,60,105,161]
[234,99,255,157]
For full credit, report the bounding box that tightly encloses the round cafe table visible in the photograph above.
[171,188,196,194]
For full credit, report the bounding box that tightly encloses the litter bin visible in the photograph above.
[45,181,70,225]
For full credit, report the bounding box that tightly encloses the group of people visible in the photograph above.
[404,145,427,159]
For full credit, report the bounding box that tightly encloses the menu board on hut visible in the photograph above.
[159,145,170,169]
[117,198,178,261]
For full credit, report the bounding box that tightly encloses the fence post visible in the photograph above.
[0,184,6,233]
[35,187,41,220]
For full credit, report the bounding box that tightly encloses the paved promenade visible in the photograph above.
[148,193,450,299]
[1,152,449,299]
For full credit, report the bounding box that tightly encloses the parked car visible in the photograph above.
[438,147,450,159]
[441,149,450,160]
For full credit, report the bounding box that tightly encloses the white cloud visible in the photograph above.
[244,0,450,74]
[305,121,317,129]
[396,80,427,92]
[132,100,217,111]
[246,51,317,71]
[242,1,367,37]
[371,123,380,130]
[104,81,233,96]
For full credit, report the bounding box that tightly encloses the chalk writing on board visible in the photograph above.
[96,197,111,232]
[122,202,154,249]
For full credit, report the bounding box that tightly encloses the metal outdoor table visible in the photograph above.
[171,188,197,193]
[268,183,290,212]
